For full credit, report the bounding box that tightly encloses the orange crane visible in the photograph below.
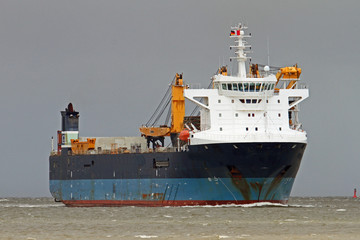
[139,73,187,148]
[275,64,302,89]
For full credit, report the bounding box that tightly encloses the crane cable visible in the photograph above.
[145,76,175,126]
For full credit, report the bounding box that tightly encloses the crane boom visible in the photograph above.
[139,73,187,148]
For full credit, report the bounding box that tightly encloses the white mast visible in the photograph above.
[230,23,251,78]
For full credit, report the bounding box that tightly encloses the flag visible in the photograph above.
[230,30,241,36]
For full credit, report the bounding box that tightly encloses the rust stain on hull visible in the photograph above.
[228,166,251,200]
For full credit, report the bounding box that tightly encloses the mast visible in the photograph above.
[230,23,251,78]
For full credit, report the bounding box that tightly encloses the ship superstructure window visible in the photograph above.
[218,99,221,103]
[235,113,238,117]
[239,83,244,91]
[220,127,223,131]
[278,113,281,117]
[232,83,238,91]
[249,83,255,92]
[279,127,282,131]
[240,99,262,104]
[244,83,249,91]
[219,113,222,117]
[231,99,234,103]
[278,99,281,103]
[246,127,249,131]
[255,127,258,131]
[219,82,275,92]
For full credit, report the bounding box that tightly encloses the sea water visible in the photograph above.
[0,197,359,239]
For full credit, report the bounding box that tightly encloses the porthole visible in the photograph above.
[255,127,258,131]
[279,127,282,131]
[246,127,249,131]
[278,113,281,117]
[252,113,255,117]
[278,99,280,103]
[248,113,251,117]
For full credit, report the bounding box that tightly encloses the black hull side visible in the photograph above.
[50,142,306,180]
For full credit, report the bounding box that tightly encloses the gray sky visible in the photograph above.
[0,0,359,197]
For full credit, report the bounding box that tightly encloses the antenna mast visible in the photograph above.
[229,23,251,78]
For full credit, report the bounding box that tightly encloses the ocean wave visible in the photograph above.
[180,202,288,208]
[0,199,9,202]
[180,202,315,208]
[0,204,63,208]
[135,235,158,238]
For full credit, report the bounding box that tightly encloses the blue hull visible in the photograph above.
[50,177,294,206]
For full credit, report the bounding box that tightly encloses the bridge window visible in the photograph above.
[232,83,238,91]
[240,99,245,103]
[249,83,255,92]
[244,83,249,92]
[227,83,232,90]
[239,83,244,91]
[252,99,257,104]
[255,83,261,92]
[222,84,226,90]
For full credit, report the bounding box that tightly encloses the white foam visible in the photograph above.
[135,235,158,239]
[290,204,314,208]
[336,209,346,212]
[0,199,9,202]
[0,204,62,208]
[181,202,289,208]
[284,219,296,222]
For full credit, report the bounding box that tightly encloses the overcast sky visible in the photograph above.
[0,0,359,197]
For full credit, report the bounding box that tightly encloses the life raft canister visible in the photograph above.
[179,129,190,141]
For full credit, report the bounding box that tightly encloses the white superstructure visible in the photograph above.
[184,23,309,145]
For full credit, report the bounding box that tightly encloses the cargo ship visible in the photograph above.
[49,24,309,207]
